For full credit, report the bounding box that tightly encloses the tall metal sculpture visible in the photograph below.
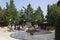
[23,7,32,27]
[23,7,30,22]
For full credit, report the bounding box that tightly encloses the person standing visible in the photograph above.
[12,24,15,31]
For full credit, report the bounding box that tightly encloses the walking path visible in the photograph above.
[0,32,19,40]
[0,27,55,40]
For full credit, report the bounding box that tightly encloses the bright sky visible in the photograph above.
[0,0,58,17]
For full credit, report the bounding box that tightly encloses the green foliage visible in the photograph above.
[46,4,60,26]
[0,0,19,26]
[55,0,60,40]
[57,0,60,6]
[27,4,33,14]
[26,4,34,21]
[0,1,44,26]
[33,6,44,23]
[46,0,60,40]
[0,6,8,26]
[55,15,60,40]
[18,9,25,24]
[9,0,18,24]
[6,0,19,24]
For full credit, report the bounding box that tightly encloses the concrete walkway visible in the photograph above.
[0,32,19,40]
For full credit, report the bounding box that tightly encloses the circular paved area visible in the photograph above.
[10,31,55,40]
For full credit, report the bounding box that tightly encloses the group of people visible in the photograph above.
[8,25,23,31]
[7,24,51,32]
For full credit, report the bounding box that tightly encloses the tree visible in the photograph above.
[26,4,34,22]
[46,4,59,26]
[33,6,44,24]
[57,0,60,6]
[8,0,18,24]
[55,15,60,40]
[4,0,20,25]
[0,6,3,26]
[18,9,25,24]
[0,6,8,26]
[5,2,10,25]
[46,0,60,40]
[55,0,60,40]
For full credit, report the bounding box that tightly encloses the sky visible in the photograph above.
[0,0,58,17]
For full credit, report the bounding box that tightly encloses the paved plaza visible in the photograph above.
[0,28,55,40]
[10,31,55,40]
[0,32,19,40]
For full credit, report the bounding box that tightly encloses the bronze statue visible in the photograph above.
[23,7,30,22]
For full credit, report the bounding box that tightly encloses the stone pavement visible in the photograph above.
[0,27,55,40]
[0,32,19,40]
[10,31,55,40]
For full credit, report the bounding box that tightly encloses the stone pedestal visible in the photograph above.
[25,22,32,28]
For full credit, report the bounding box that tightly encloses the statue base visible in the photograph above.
[25,22,32,28]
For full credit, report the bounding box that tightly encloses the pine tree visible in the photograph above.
[26,4,34,22]
[9,0,18,24]
[55,0,60,40]
[34,6,44,23]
